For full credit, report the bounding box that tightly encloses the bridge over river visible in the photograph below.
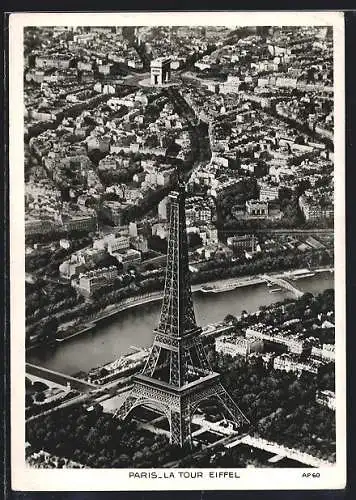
[261,274,304,298]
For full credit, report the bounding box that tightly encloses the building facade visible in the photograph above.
[216,335,264,357]
[246,199,269,217]
[273,353,323,375]
[107,236,130,255]
[316,389,335,410]
[116,248,141,270]
[299,195,334,221]
[101,201,125,226]
[62,214,97,233]
[25,218,55,236]
[78,266,118,297]
[227,234,256,252]
[259,183,280,202]
[246,326,303,354]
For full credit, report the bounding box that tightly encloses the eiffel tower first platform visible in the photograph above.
[115,180,249,447]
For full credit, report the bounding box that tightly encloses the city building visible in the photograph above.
[312,343,335,361]
[59,254,87,279]
[215,335,263,357]
[35,54,72,70]
[150,57,171,85]
[128,221,138,238]
[206,225,219,245]
[246,199,269,218]
[219,75,241,94]
[25,218,55,236]
[59,239,71,250]
[246,326,303,354]
[158,197,170,221]
[101,201,125,226]
[157,168,175,187]
[107,236,130,255]
[227,234,256,252]
[185,197,213,225]
[316,389,336,410]
[299,194,334,221]
[115,248,141,270]
[273,353,324,375]
[78,266,119,297]
[62,213,97,233]
[130,236,149,253]
[259,183,280,202]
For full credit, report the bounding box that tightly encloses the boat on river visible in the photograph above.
[286,269,316,280]
[200,283,240,294]
[200,277,263,294]
[290,272,316,280]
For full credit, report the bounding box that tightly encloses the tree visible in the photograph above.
[224,314,238,326]
[25,377,33,389]
[35,392,45,402]
[188,232,202,248]
[295,135,306,145]
[133,451,144,465]
[33,381,48,392]
[117,454,130,467]
[25,394,33,407]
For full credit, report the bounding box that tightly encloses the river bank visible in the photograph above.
[27,268,334,376]
[27,266,334,351]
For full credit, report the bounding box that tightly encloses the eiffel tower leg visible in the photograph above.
[215,383,250,429]
[170,407,191,447]
[114,394,139,420]
[142,345,161,377]
[195,342,210,371]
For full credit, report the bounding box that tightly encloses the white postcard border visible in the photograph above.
[9,10,346,491]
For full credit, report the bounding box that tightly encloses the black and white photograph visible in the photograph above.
[9,11,346,491]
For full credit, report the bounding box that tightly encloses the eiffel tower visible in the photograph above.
[115,179,249,447]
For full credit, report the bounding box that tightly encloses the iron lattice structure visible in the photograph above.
[115,182,249,446]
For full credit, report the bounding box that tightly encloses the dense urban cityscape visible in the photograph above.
[24,25,336,470]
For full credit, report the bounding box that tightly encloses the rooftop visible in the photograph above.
[151,56,171,66]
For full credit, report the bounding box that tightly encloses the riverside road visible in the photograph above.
[26,363,96,393]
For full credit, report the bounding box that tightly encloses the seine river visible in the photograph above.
[28,272,334,376]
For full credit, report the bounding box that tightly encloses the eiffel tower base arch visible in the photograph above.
[115,373,249,448]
